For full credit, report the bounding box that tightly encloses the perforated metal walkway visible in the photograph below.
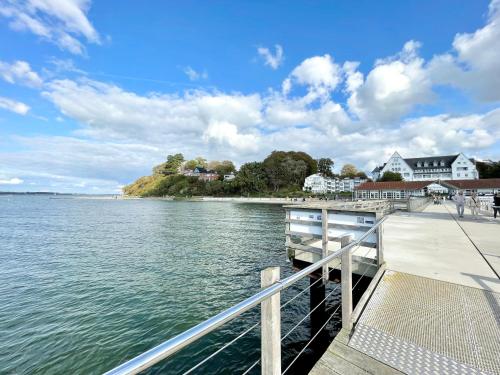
[349,271,500,375]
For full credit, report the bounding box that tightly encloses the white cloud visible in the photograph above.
[183,66,208,81]
[290,54,341,90]
[429,0,500,101]
[0,177,23,185]
[0,0,100,55]
[0,60,43,87]
[0,96,30,115]
[257,44,284,70]
[346,41,433,123]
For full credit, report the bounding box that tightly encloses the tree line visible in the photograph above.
[123,151,368,197]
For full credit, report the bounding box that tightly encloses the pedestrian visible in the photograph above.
[494,192,500,219]
[469,191,480,219]
[452,190,466,218]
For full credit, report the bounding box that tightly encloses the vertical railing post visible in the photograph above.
[261,267,281,375]
[341,234,354,330]
[376,222,384,267]
[321,209,329,285]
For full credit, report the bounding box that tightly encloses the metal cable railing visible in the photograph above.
[281,246,375,375]
[182,322,260,375]
[103,216,387,375]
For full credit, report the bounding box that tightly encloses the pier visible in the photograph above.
[310,202,500,374]
[103,199,500,375]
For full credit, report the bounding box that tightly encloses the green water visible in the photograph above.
[0,196,342,374]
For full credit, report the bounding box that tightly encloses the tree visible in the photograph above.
[209,160,236,176]
[318,158,334,177]
[476,160,500,178]
[185,156,207,170]
[355,171,368,179]
[262,150,317,191]
[341,164,358,178]
[234,162,268,193]
[379,171,403,181]
[152,153,184,175]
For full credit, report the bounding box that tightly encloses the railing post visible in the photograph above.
[341,234,354,331]
[261,267,281,375]
[321,209,329,285]
[376,222,384,267]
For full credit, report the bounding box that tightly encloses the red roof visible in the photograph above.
[441,179,500,189]
[355,181,432,191]
[355,179,500,191]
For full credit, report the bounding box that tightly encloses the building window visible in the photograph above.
[440,160,445,166]
[433,161,438,167]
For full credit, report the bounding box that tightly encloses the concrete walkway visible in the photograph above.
[383,202,500,292]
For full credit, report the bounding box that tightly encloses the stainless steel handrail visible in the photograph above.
[104,216,387,375]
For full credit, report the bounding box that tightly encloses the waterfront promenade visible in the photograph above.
[310,202,500,374]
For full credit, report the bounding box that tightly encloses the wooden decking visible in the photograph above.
[310,203,500,375]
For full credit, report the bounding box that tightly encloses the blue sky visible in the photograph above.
[0,0,499,193]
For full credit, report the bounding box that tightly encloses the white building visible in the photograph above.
[355,178,500,200]
[371,152,478,181]
[303,174,367,194]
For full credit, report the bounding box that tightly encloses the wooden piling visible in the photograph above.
[261,267,281,375]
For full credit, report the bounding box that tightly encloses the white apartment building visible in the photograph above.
[303,174,367,194]
[371,152,478,181]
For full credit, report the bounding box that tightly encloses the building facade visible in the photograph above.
[303,174,367,194]
[355,179,500,200]
[372,152,478,181]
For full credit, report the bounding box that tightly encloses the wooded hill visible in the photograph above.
[123,151,340,197]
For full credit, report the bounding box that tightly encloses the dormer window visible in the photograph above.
[440,160,445,166]
[424,162,428,167]
[417,162,421,168]
[433,161,438,167]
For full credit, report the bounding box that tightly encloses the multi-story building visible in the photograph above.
[303,174,367,194]
[371,152,478,181]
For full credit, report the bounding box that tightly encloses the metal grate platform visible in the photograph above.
[349,271,500,374]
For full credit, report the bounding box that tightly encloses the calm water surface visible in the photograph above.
[0,196,342,374]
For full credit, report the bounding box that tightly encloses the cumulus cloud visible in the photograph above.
[257,44,284,69]
[0,0,100,54]
[0,60,43,87]
[429,0,500,101]
[286,54,342,99]
[0,96,30,115]
[346,41,433,123]
[183,66,208,81]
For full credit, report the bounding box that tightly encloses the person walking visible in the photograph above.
[453,190,466,218]
[494,192,500,219]
[469,192,480,219]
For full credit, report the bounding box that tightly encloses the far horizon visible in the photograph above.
[1,0,500,194]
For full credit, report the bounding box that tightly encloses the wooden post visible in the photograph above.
[376,222,384,267]
[321,209,329,285]
[261,267,281,375]
[341,234,354,330]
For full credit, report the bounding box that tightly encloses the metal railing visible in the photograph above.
[104,217,387,375]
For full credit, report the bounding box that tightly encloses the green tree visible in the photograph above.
[185,156,207,170]
[341,164,358,178]
[476,160,500,178]
[355,171,368,179]
[152,153,184,175]
[234,162,268,193]
[379,171,403,181]
[263,150,316,191]
[210,160,236,176]
[318,158,334,177]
